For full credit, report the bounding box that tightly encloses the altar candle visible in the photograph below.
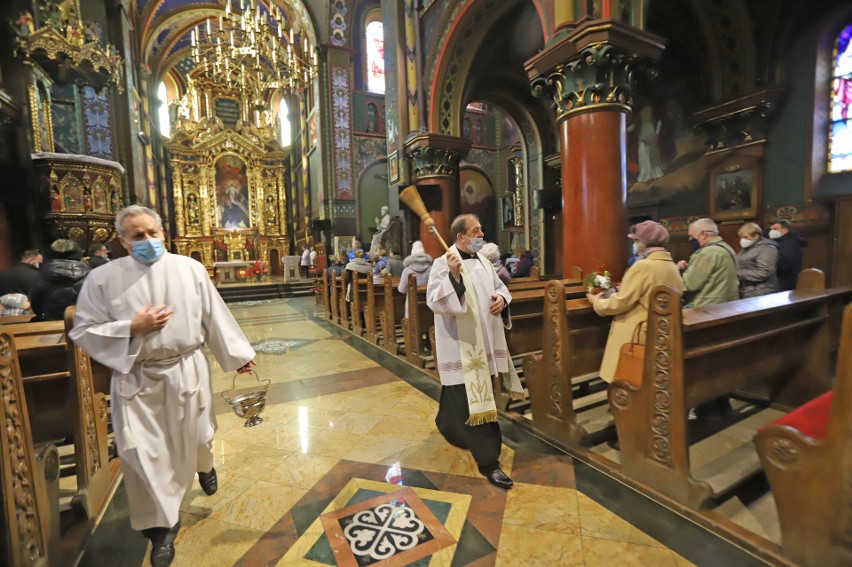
[206,18,211,35]
[226,0,231,14]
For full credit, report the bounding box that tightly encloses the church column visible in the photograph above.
[403,133,471,259]
[526,20,664,281]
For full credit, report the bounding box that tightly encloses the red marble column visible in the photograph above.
[561,107,629,281]
[416,179,455,259]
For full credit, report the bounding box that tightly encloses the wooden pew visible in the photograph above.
[0,313,36,324]
[753,302,852,567]
[381,277,406,355]
[523,281,614,448]
[338,275,349,328]
[609,270,835,509]
[350,273,368,337]
[63,307,112,520]
[505,264,540,284]
[321,269,331,319]
[365,277,399,345]
[403,275,432,369]
[0,331,60,567]
[330,274,341,324]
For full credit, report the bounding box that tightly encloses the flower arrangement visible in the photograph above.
[245,261,269,282]
[584,269,612,295]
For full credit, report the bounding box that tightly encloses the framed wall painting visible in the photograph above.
[388,150,400,184]
[334,235,356,261]
[709,155,761,221]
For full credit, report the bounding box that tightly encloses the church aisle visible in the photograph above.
[81,297,765,566]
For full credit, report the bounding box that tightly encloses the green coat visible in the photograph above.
[592,251,684,383]
[682,236,739,308]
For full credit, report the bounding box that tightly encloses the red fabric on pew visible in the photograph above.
[760,391,834,441]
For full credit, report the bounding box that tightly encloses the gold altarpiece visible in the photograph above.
[165,83,289,275]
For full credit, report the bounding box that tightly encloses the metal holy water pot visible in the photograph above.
[221,370,270,427]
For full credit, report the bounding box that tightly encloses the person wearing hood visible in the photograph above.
[481,242,511,285]
[736,222,779,298]
[512,250,534,278]
[769,219,807,291]
[30,239,90,321]
[398,241,433,315]
[344,249,372,301]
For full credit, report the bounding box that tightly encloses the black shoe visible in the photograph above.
[150,543,175,567]
[693,398,733,420]
[484,468,513,489]
[198,468,218,495]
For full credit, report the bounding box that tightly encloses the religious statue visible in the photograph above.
[265,195,277,226]
[369,206,392,257]
[187,193,200,226]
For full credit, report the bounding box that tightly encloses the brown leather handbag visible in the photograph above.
[613,321,646,387]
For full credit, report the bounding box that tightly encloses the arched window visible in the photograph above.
[365,19,385,94]
[462,117,472,140]
[279,98,291,147]
[157,81,170,138]
[829,22,852,172]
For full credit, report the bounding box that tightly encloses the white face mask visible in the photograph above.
[768,229,783,240]
[740,237,756,249]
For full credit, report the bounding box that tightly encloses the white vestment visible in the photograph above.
[69,253,255,530]
[426,246,513,386]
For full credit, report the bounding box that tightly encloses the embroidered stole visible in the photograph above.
[456,255,525,426]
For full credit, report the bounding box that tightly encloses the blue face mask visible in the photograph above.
[689,237,700,250]
[131,238,164,264]
[632,242,639,255]
[464,236,485,254]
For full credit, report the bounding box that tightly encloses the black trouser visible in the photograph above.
[435,384,502,474]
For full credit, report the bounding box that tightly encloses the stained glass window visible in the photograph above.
[829,22,852,172]
[157,82,170,138]
[366,20,385,94]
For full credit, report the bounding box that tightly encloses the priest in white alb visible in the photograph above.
[426,214,524,490]
[69,205,256,567]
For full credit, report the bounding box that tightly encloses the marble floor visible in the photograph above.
[78,298,772,567]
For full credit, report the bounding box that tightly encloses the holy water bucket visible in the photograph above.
[221,370,270,427]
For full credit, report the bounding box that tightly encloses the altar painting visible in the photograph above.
[215,155,251,229]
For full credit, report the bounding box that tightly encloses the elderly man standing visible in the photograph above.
[677,217,738,418]
[426,214,524,490]
[70,205,256,567]
[677,217,739,308]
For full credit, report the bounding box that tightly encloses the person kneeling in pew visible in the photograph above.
[70,206,256,567]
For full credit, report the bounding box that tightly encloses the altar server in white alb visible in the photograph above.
[69,205,255,567]
[427,214,524,490]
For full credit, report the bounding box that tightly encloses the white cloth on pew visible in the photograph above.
[69,253,255,530]
[426,246,513,386]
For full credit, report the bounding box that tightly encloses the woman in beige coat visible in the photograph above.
[587,221,685,383]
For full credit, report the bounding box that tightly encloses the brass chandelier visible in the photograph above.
[190,0,316,100]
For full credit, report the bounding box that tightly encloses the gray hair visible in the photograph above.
[21,250,41,261]
[738,222,763,237]
[115,205,163,236]
[690,217,719,236]
[451,214,478,240]
[480,242,500,263]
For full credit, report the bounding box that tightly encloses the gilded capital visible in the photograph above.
[525,20,665,121]
[403,132,471,181]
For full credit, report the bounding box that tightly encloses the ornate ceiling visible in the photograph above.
[137,0,318,85]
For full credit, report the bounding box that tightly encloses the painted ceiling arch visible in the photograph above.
[139,0,319,84]
[428,0,544,136]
